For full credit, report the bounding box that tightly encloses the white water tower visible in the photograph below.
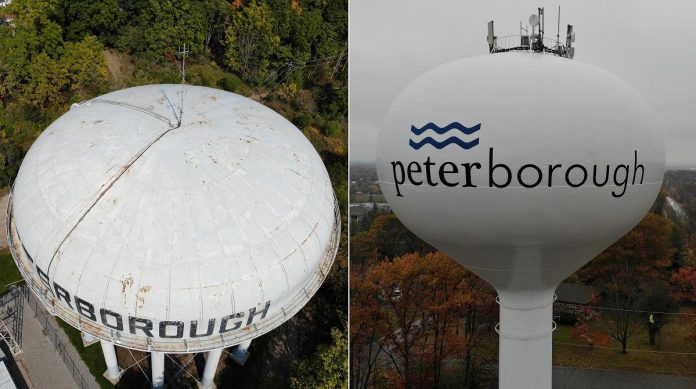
[377,9,663,389]
[8,84,340,388]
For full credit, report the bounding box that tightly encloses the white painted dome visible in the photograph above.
[8,84,340,352]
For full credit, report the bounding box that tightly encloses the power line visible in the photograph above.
[557,302,696,317]
[254,54,344,95]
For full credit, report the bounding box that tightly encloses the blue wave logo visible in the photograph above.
[409,122,481,150]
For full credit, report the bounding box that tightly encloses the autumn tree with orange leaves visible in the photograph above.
[576,212,676,353]
[351,252,496,388]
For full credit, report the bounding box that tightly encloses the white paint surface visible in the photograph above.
[9,84,340,352]
[376,52,664,389]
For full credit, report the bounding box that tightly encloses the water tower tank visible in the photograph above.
[377,50,663,388]
[7,84,340,387]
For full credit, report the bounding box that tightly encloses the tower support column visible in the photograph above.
[100,340,121,384]
[230,340,252,366]
[497,288,556,389]
[151,351,165,389]
[200,348,223,389]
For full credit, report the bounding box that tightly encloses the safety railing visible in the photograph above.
[490,35,572,58]
[24,287,98,389]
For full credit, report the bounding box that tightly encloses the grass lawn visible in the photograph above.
[553,314,696,376]
[55,318,112,389]
[0,249,23,294]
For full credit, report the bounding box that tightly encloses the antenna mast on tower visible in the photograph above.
[487,5,575,59]
[177,44,189,123]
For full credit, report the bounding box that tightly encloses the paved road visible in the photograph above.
[553,366,696,388]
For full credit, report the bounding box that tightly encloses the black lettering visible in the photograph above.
[613,165,630,198]
[36,266,50,289]
[391,161,405,197]
[565,164,588,188]
[219,313,245,333]
[74,296,96,321]
[489,148,511,188]
[424,157,437,186]
[247,301,271,326]
[592,165,610,186]
[548,164,562,187]
[100,309,124,331]
[461,162,481,187]
[53,282,73,309]
[129,317,154,337]
[159,321,184,338]
[190,319,216,338]
[407,162,423,185]
[517,164,543,188]
[439,162,458,187]
[632,150,644,184]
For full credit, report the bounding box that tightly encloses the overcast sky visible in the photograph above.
[349,0,696,168]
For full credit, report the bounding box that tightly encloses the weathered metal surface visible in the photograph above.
[8,84,340,352]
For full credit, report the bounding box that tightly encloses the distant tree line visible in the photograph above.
[0,0,347,188]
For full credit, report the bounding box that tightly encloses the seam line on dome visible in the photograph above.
[46,111,184,277]
[89,99,178,128]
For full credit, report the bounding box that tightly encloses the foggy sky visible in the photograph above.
[349,0,696,168]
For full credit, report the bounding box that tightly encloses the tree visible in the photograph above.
[201,0,232,54]
[58,0,125,45]
[0,0,64,103]
[224,1,280,82]
[577,212,676,353]
[360,252,496,388]
[369,213,433,260]
[290,326,348,389]
[123,0,207,59]
[23,52,67,109]
[60,35,109,96]
[349,266,383,389]
[0,1,108,110]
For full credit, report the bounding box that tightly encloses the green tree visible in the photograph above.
[290,326,348,389]
[124,0,206,58]
[24,52,67,108]
[223,0,280,82]
[0,0,64,102]
[58,0,125,45]
[60,35,110,96]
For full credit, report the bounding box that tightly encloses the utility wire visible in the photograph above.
[556,302,696,317]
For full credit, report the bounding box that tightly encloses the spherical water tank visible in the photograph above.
[377,52,664,291]
[8,84,340,352]
[376,52,664,388]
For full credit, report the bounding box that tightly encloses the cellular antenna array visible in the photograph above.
[487,6,575,59]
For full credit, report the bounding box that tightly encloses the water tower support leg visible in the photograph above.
[230,340,252,366]
[200,348,223,389]
[100,340,121,383]
[82,331,98,347]
[497,288,556,389]
[151,351,165,389]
